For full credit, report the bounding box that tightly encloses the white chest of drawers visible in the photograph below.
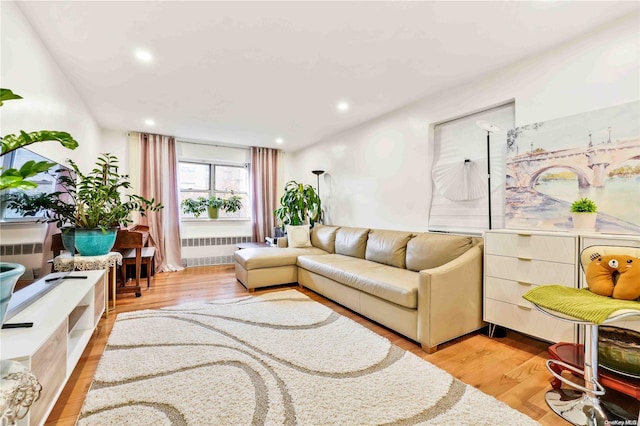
[484,230,579,343]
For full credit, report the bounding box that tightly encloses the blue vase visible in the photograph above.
[61,227,76,253]
[0,262,25,325]
[74,228,118,256]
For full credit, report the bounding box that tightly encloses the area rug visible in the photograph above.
[78,289,539,425]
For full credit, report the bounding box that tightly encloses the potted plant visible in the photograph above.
[181,193,243,219]
[3,153,163,256]
[274,180,321,229]
[0,88,79,325]
[570,197,597,230]
[223,194,242,215]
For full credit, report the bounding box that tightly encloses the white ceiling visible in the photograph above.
[16,1,639,152]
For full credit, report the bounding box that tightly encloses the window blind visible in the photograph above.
[428,103,515,234]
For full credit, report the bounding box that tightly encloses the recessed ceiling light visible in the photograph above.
[337,101,350,112]
[144,119,155,126]
[275,138,284,144]
[135,50,153,63]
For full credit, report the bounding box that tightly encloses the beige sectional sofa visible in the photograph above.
[233,225,484,352]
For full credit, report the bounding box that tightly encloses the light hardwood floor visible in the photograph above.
[45,265,638,425]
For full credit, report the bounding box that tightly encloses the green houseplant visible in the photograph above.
[3,153,163,256]
[0,88,79,325]
[181,193,242,219]
[570,197,597,230]
[274,180,321,229]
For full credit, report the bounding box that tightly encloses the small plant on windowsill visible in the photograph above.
[570,197,597,230]
[181,194,242,219]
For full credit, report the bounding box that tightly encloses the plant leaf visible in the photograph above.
[0,88,23,106]
[2,131,79,156]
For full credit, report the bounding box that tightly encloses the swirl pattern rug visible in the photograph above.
[78,289,538,425]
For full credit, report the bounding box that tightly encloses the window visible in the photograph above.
[178,161,251,219]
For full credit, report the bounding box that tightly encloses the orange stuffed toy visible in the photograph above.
[586,254,640,301]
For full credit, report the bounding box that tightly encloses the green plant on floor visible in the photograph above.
[274,180,321,229]
[0,88,79,190]
[570,197,597,213]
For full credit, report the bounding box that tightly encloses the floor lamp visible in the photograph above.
[312,170,325,197]
[312,170,325,224]
[475,121,502,230]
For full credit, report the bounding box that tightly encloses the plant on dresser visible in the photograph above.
[570,197,597,231]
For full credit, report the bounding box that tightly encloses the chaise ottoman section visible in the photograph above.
[234,246,327,291]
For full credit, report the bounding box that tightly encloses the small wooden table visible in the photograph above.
[548,342,640,399]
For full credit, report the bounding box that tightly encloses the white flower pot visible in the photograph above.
[571,212,597,231]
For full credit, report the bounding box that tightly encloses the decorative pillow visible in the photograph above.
[586,253,640,300]
[286,225,312,248]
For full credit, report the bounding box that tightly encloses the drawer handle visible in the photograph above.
[517,305,532,311]
[517,257,532,261]
[517,282,532,286]
[517,233,531,237]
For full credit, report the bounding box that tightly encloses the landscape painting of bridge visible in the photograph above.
[505,100,640,234]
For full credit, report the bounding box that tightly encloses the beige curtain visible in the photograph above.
[139,133,183,272]
[251,147,280,242]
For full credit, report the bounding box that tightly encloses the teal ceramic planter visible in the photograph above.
[61,227,76,253]
[0,262,25,325]
[74,228,118,257]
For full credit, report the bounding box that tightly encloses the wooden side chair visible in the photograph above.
[120,246,156,290]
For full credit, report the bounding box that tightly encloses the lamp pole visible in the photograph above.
[475,121,502,230]
[312,170,325,197]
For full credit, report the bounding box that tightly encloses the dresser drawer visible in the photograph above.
[484,298,576,343]
[485,232,576,263]
[485,276,538,306]
[485,255,576,286]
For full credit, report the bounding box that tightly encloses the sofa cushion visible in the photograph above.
[298,254,418,308]
[334,227,370,259]
[234,247,327,270]
[286,224,312,248]
[365,229,414,268]
[406,233,473,271]
[310,224,340,253]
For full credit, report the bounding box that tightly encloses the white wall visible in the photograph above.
[0,1,106,275]
[1,1,102,169]
[286,13,640,232]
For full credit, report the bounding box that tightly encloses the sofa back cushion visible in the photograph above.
[406,233,473,271]
[310,224,340,253]
[335,227,370,258]
[365,230,414,268]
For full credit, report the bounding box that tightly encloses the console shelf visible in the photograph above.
[0,270,105,426]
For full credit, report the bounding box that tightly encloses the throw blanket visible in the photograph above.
[523,285,640,324]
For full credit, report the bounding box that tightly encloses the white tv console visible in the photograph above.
[0,270,105,426]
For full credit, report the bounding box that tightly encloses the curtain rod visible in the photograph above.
[127,132,251,151]
[176,138,251,151]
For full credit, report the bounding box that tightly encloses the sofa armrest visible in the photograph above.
[417,244,485,351]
